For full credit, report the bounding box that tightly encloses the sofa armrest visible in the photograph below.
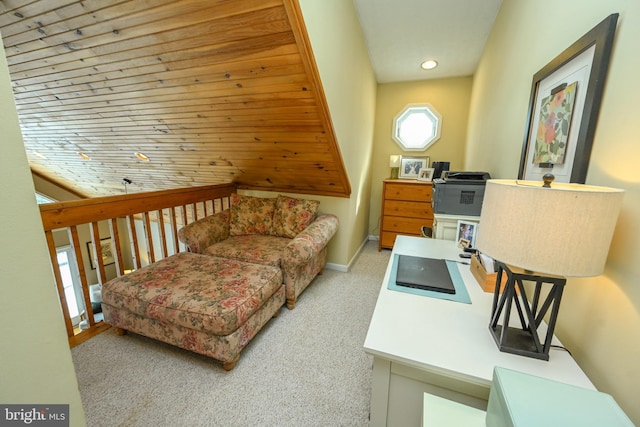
[178,210,230,254]
[283,213,339,265]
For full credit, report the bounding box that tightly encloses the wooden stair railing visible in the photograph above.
[39,183,237,346]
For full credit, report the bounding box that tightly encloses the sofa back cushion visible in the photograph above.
[229,194,276,236]
[271,195,320,238]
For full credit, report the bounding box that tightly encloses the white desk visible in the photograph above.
[364,236,594,427]
[422,393,485,426]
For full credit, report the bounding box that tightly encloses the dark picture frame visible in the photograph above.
[518,14,618,183]
[87,237,115,270]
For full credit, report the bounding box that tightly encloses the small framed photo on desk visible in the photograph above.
[457,220,478,248]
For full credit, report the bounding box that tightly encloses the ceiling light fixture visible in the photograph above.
[420,59,438,70]
[78,152,91,160]
[134,152,150,162]
[122,178,132,194]
[32,151,47,160]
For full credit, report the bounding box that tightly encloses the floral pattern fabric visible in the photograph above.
[101,252,283,336]
[271,195,320,238]
[229,194,276,236]
[178,200,339,308]
[178,209,230,254]
[103,285,285,365]
[204,235,289,267]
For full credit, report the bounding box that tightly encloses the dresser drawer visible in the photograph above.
[384,200,433,219]
[382,216,431,235]
[380,231,401,249]
[384,183,432,202]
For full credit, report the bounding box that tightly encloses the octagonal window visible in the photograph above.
[392,104,442,151]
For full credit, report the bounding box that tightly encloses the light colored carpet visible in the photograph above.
[72,241,390,427]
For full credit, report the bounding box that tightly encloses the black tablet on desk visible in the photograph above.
[396,255,456,294]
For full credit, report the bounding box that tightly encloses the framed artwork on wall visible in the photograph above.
[399,156,429,179]
[518,14,618,183]
[87,237,115,270]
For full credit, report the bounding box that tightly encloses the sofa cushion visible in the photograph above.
[229,194,276,236]
[101,252,283,336]
[271,195,320,238]
[204,235,290,268]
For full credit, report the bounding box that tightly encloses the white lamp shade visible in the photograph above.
[389,155,401,167]
[476,179,624,277]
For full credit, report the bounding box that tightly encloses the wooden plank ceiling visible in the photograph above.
[1,0,351,198]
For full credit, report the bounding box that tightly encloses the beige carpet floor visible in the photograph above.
[71,240,391,427]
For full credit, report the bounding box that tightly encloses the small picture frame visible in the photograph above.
[457,238,471,249]
[399,156,429,179]
[417,167,435,182]
[457,220,479,248]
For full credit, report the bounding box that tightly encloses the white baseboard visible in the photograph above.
[325,236,374,273]
[324,262,348,272]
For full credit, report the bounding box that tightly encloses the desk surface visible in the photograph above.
[364,235,594,391]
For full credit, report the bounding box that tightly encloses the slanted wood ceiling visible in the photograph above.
[1,0,351,198]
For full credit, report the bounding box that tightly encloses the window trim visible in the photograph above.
[392,103,442,151]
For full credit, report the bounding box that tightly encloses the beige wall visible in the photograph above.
[297,0,378,267]
[369,77,473,237]
[467,1,640,423]
[0,38,86,425]
[33,173,82,201]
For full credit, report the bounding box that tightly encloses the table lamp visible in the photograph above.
[475,175,624,360]
[389,155,401,179]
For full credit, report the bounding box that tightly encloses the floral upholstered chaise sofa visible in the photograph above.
[178,193,339,309]
[102,193,338,370]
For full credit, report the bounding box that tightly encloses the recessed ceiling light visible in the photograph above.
[78,152,91,160]
[134,152,150,162]
[421,59,438,70]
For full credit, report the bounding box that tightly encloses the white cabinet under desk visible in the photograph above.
[363,236,594,427]
[433,213,480,241]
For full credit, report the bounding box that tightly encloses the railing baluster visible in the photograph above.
[142,212,156,264]
[127,215,142,270]
[158,209,168,259]
[45,230,74,337]
[90,222,108,285]
[109,218,124,277]
[170,207,180,254]
[69,225,94,327]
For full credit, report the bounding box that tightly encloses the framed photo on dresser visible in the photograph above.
[399,156,429,179]
[417,167,435,182]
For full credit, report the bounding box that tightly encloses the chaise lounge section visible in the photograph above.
[102,252,285,370]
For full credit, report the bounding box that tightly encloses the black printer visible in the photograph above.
[432,171,491,216]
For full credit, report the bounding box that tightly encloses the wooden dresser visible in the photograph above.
[378,179,433,250]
